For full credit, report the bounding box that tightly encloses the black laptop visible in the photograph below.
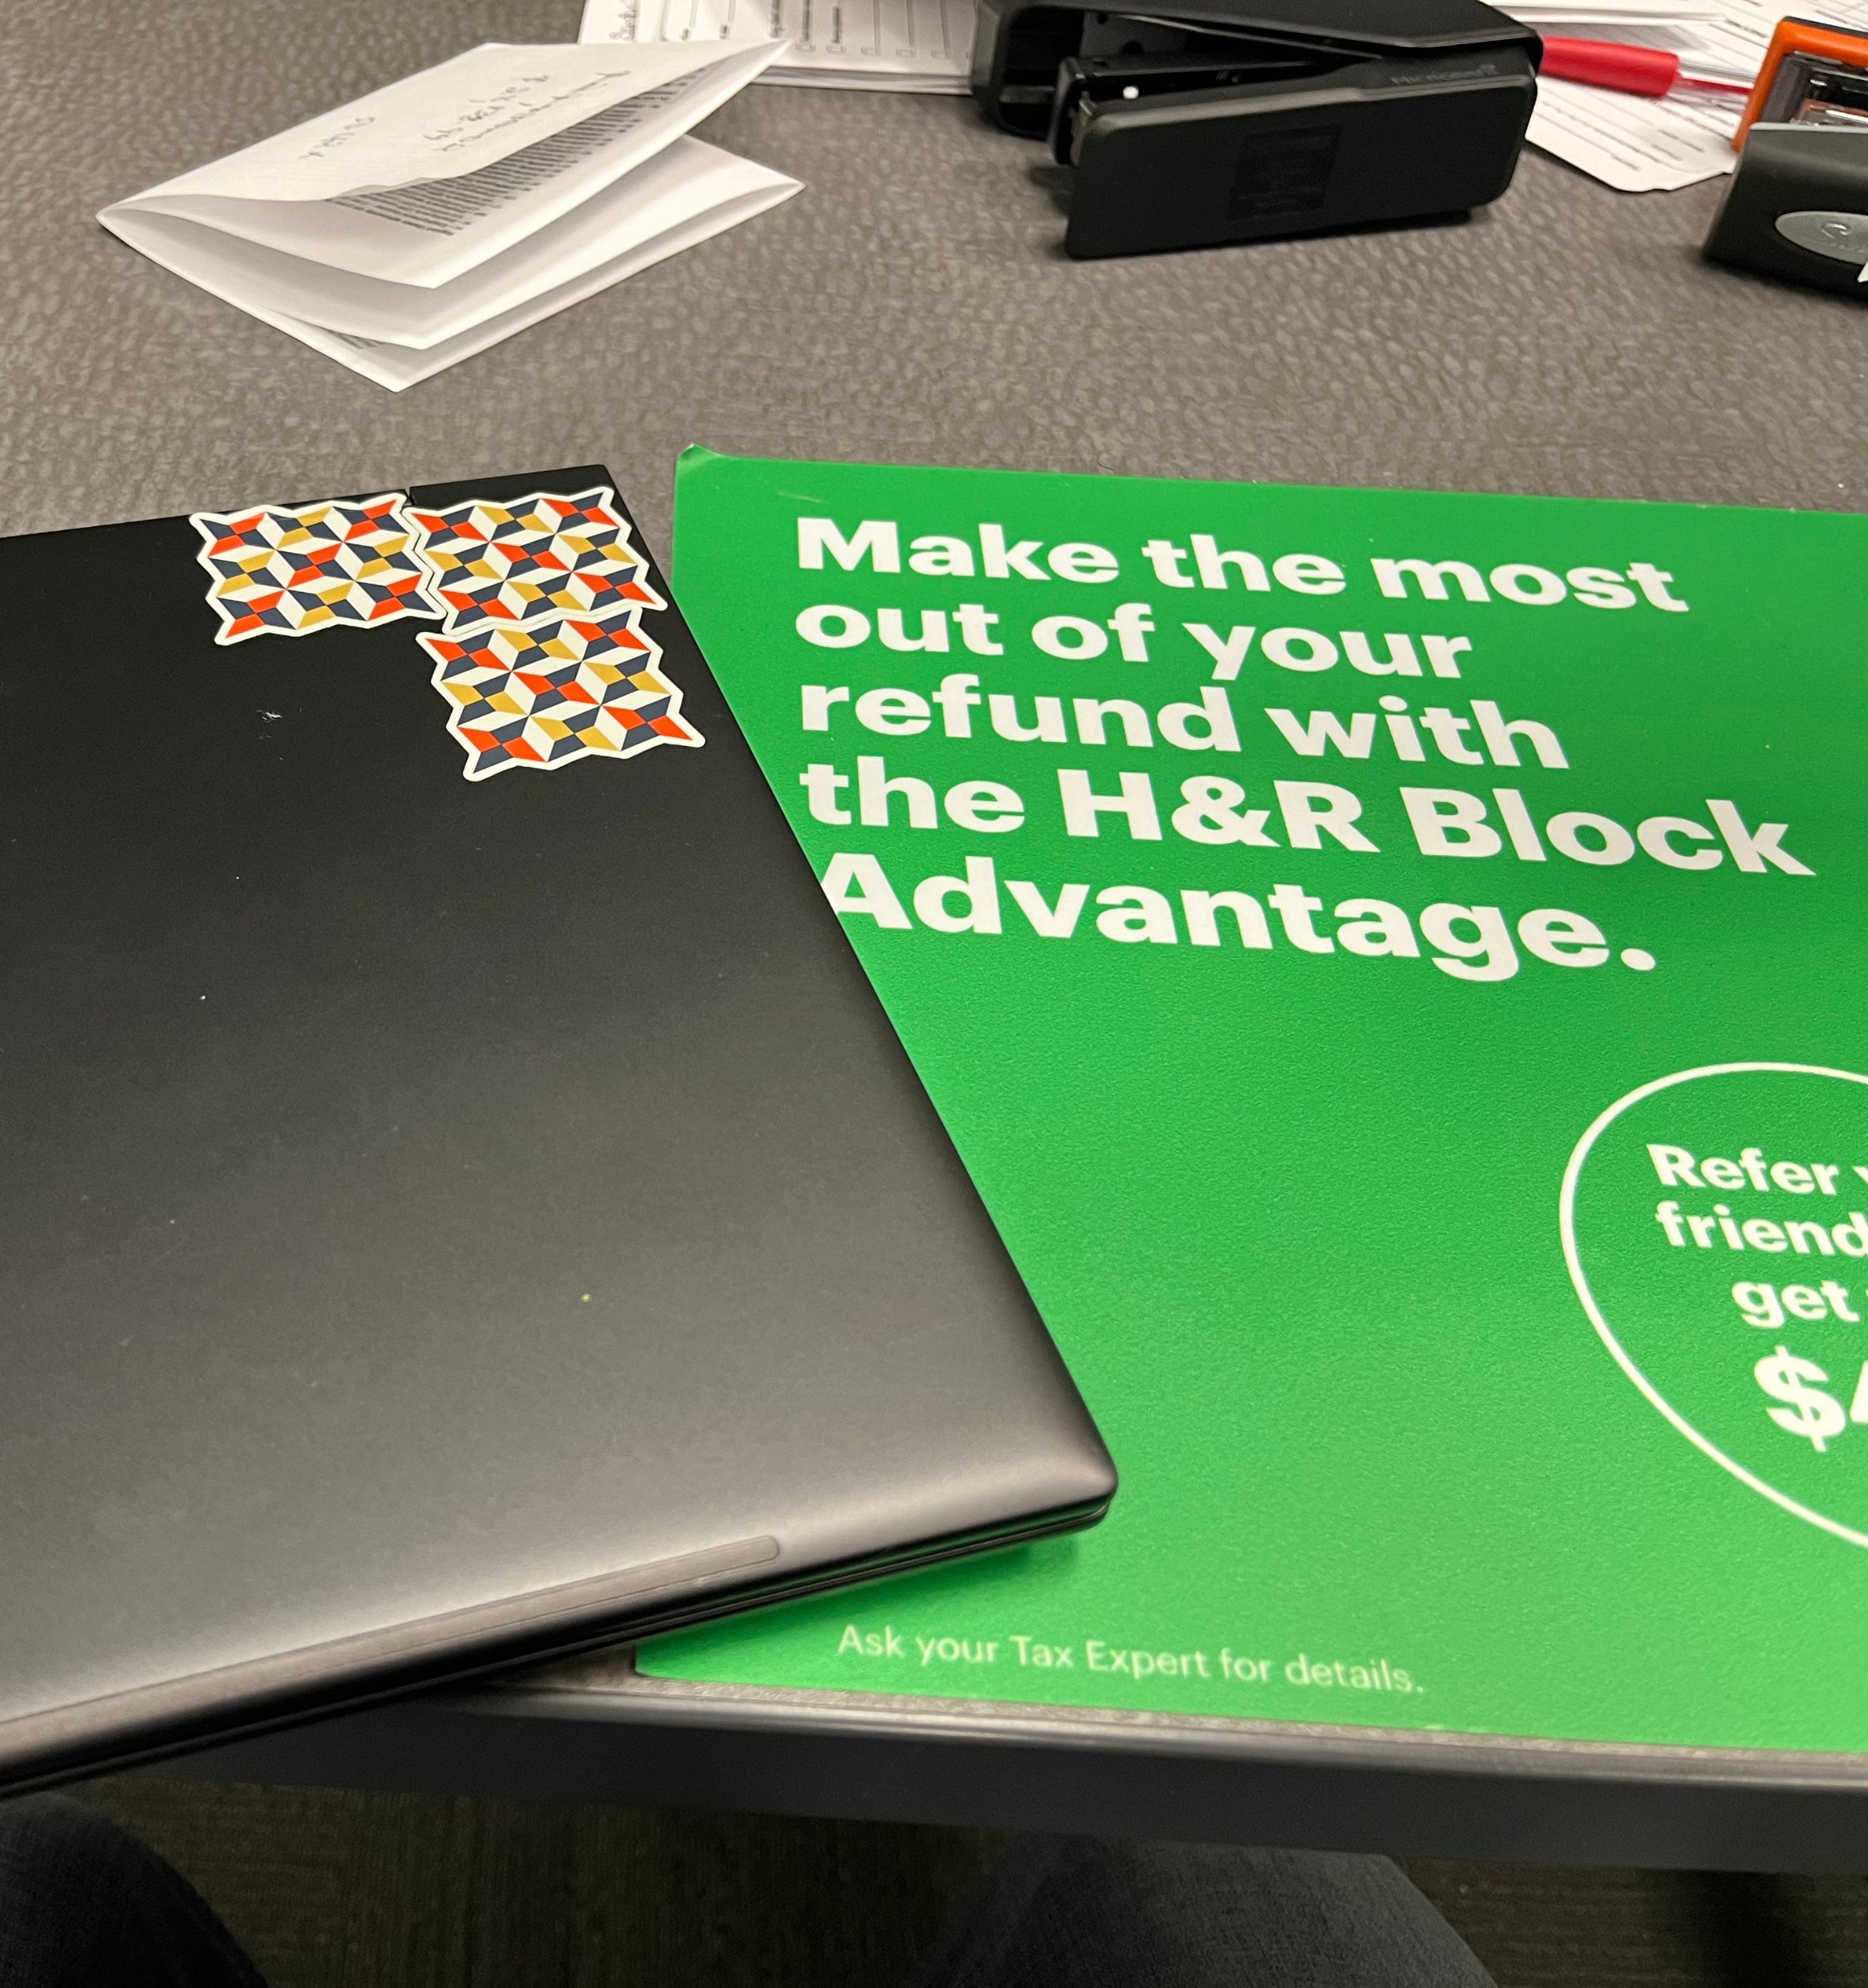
[0,465,1114,1791]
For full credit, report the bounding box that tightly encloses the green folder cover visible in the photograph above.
[642,449,1868,1754]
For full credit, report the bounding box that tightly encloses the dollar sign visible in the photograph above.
[1755,1345,1848,1453]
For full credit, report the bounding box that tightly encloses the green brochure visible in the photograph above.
[642,450,1868,1754]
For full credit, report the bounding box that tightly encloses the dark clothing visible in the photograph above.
[0,1792,1493,1986]
[0,1798,265,1988]
[907,1835,1495,1988]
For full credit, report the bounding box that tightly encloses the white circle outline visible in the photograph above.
[1559,1061,1868,1551]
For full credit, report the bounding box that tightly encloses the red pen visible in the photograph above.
[1540,35,1756,97]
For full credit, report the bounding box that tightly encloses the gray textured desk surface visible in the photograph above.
[14,0,1868,1863]
[2,0,1862,564]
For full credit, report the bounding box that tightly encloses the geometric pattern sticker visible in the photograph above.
[416,608,703,782]
[190,493,440,646]
[406,486,667,633]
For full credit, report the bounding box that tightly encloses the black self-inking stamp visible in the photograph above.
[973,0,1542,258]
[1704,18,1868,298]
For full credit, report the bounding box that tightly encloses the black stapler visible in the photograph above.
[972,0,1542,258]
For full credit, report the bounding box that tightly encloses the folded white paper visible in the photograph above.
[99,42,800,387]
[104,137,794,349]
[223,145,800,390]
[105,41,784,285]
[580,0,976,95]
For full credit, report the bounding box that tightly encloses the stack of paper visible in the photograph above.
[99,43,801,389]
[1507,0,1718,26]
[1503,0,1868,190]
[580,0,978,94]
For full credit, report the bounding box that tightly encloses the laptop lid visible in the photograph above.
[0,466,1114,1789]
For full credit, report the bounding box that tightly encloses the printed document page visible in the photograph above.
[1528,74,1744,190]
[1514,0,1868,189]
[103,41,784,284]
[581,0,976,94]
[1505,2,1719,21]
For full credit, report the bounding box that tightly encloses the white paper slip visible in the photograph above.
[102,41,785,286]
[102,139,790,351]
[1521,0,1868,189]
[277,161,801,390]
[1526,71,1740,189]
[1505,2,1720,19]
[580,0,977,95]
[1508,11,1722,26]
